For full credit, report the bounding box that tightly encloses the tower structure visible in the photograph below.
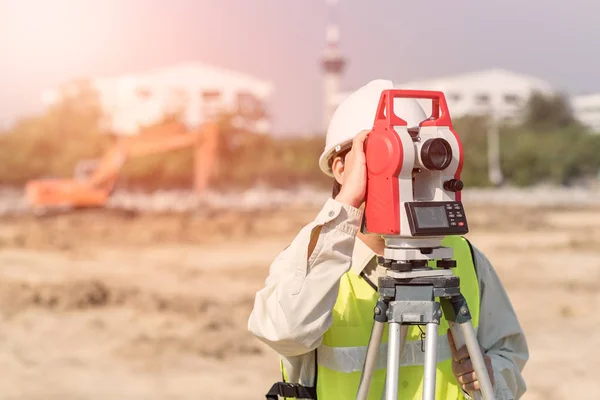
[322,0,346,131]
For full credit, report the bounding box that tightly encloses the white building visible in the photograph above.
[571,93,600,133]
[336,68,556,123]
[42,62,274,135]
[397,69,556,122]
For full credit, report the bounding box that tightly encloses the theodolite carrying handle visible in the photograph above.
[373,89,453,129]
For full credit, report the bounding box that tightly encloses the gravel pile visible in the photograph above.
[0,188,29,216]
[0,185,598,216]
[107,185,331,212]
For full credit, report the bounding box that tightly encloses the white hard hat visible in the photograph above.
[319,79,428,176]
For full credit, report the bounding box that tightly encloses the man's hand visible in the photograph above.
[335,130,370,209]
[447,329,495,393]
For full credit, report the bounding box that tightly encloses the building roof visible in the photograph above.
[397,68,555,96]
[41,61,275,135]
[336,69,556,108]
[92,61,274,99]
[571,92,600,107]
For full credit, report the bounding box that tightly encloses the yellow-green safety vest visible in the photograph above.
[281,236,480,400]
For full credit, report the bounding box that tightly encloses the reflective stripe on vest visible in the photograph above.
[317,334,454,373]
[312,235,480,400]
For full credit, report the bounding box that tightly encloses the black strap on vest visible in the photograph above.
[265,382,317,399]
[463,237,479,275]
[267,349,318,399]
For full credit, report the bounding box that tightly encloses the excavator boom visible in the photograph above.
[25,122,219,210]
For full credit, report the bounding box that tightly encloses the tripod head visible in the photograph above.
[361,90,469,270]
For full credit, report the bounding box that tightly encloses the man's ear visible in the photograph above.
[331,156,345,186]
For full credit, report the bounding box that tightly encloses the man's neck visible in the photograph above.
[357,231,386,256]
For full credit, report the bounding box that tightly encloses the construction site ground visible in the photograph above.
[0,202,598,399]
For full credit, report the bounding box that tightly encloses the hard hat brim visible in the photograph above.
[318,138,353,177]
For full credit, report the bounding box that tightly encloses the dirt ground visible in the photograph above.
[0,203,598,399]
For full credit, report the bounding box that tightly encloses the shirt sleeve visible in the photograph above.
[469,244,529,400]
[247,198,364,357]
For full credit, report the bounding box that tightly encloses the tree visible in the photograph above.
[452,116,492,187]
[0,81,112,185]
[454,92,600,187]
[523,91,579,131]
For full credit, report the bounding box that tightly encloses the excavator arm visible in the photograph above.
[25,122,219,210]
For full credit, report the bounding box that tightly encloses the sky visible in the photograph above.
[1,0,600,134]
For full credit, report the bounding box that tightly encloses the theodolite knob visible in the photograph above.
[443,179,464,192]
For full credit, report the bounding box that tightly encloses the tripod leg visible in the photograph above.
[459,321,495,400]
[448,323,483,400]
[442,295,494,400]
[385,322,402,400]
[356,320,385,400]
[380,325,408,400]
[399,324,408,364]
[422,322,439,400]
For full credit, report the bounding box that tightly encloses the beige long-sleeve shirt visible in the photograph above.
[248,198,529,399]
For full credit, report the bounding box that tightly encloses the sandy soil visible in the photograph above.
[0,203,599,399]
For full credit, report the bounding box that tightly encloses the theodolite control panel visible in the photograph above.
[405,201,469,236]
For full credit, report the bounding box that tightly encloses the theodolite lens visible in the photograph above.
[421,138,452,170]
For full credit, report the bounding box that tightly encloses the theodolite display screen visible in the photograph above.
[414,206,449,228]
[405,201,469,236]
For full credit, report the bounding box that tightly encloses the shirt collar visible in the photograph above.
[351,237,377,275]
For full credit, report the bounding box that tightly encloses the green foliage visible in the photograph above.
[0,81,112,185]
[452,116,492,187]
[502,124,600,186]
[523,92,578,130]
[211,132,329,190]
[453,93,600,187]
[114,113,330,190]
[118,148,196,190]
[1,86,599,190]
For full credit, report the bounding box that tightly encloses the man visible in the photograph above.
[248,80,528,399]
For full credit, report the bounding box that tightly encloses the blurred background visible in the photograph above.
[1,0,599,399]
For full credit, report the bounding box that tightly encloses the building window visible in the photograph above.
[475,93,490,105]
[136,87,152,99]
[448,92,462,102]
[202,90,222,119]
[504,94,521,105]
[202,90,221,102]
[236,92,266,119]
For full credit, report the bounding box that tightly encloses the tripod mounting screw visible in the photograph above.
[460,307,468,316]
[374,307,381,315]
[377,256,391,268]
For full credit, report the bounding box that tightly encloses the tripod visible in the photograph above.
[355,242,495,400]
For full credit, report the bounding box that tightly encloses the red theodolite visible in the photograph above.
[357,90,494,400]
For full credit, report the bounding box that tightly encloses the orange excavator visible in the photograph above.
[25,122,219,211]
